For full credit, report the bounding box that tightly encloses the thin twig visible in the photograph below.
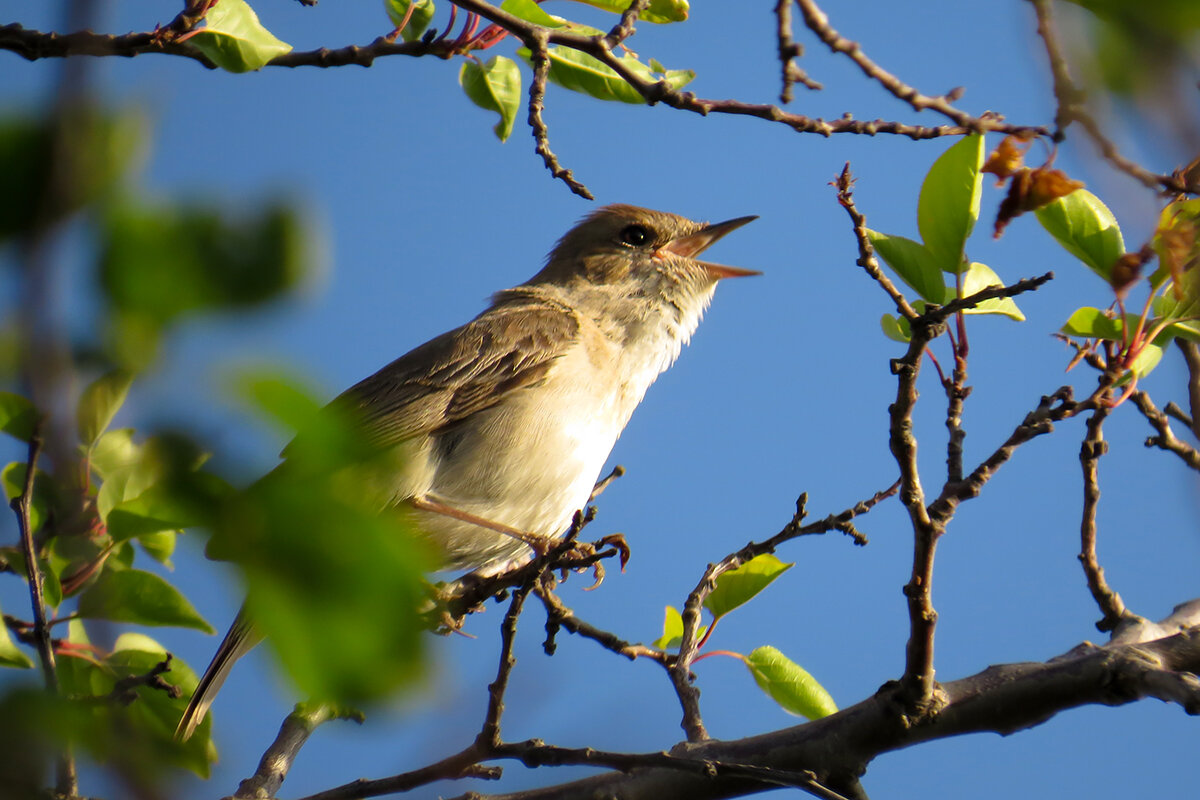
[12,428,58,694]
[537,585,669,664]
[602,0,650,50]
[1028,0,1188,193]
[1079,400,1132,632]
[796,0,978,128]
[775,0,821,103]
[1175,339,1200,439]
[478,585,531,749]
[1131,391,1200,470]
[835,164,919,320]
[525,31,594,200]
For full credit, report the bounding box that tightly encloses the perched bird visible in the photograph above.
[177,204,757,739]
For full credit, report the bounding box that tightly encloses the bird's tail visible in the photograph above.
[176,608,263,741]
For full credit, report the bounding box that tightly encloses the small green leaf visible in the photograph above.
[1126,342,1164,380]
[704,554,793,621]
[880,313,912,343]
[918,134,984,274]
[383,0,435,41]
[865,230,945,304]
[188,0,293,73]
[77,569,214,632]
[653,605,707,650]
[502,0,565,27]
[517,47,694,104]
[78,370,134,447]
[1034,189,1124,280]
[2,463,50,534]
[460,56,522,142]
[0,392,38,442]
[106,484,202,542]
[744,646,837,720]
[0,601,33,668]
[564,0,689,23]
[1061,307,1126,341]
[138,530,177,566]
[957,262,1025,320]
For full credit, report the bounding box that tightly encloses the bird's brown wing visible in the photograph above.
[323,295,580,449]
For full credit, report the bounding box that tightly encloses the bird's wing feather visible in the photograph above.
[326,296,580,448]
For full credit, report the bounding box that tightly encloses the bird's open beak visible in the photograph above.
[658,215,761,279]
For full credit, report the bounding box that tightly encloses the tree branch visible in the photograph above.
[1131,390,1200,470]
[1078,401,1133,632]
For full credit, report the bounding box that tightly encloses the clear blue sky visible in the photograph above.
[2,1,1197,798]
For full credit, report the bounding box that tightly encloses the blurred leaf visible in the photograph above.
[106,482,208,542]
[0,393,38,442]
[0,110,145,242]
[880,313,912,343]
[918,134,983,274]
[138,530,177,566]
[188,0,293,73]
[957,262,1025,320]
[383,0,435,41]
[209,375,435,704]
[1126,342,1164,380]
[1,463,52,535]
[653,605,706,650]
[865,230,944,304]
[0,602,33,669]
[77,568,214,633]
[1035,189,1124,281]
[1152,198,1200,290]
[704,554,793,621]
[460,56,522,141]
[77,370,134,448]
[517,46,694,104]
[981,134,1032,182]
[100,198,310,367]
[564,0,689,23]
[744,646,837,720]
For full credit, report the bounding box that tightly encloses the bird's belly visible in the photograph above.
[413,379,629,570]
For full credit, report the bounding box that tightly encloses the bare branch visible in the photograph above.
[525,31,595,200]
[1175,339,1200,439]
[775,0,822,103]
[234,703,352,799]
[1131,390,1200,470]
[834,164,919,320]
[1079,402,1133,632]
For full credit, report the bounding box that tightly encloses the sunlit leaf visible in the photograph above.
[957,262,1025,320]
[0,601,33,668]
[1152,198,1200,291]
[880,313,912,343]
[77,568,214,633]
[1061,307,1126,341]
[1,463,52,535]
[460,56,522,141]
[704,554,793,621]
[653,605,707,650]
[77,370,134,447]
[517,46,694,104]
[918,134,983,274]
[865,230,945,304]
[138,530,177,566]
[1035,189,1124,280]
[563,0,688,23]
[383,0,435,41]
[188,0,293,73]
[744,646,837,720]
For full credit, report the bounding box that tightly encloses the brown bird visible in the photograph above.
[177,204,757,739]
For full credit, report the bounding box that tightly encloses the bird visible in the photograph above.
[176,203,757,740]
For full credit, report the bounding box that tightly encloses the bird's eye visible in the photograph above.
[619,224,651,247]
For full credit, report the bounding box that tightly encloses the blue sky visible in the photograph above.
[2,1,1198,798]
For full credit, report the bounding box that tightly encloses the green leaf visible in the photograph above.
[42,563,62,609]
[744,646,838,720]
[865,230,945,303]
[502,0,566,27]
[106,483,204,542]
[652,605,707,650]
[918,134,984,274]
[880,313,912,343]
[77,569,214,633]
[704,554,793,621]
[957,262,1025,320]
[460,56,523,142]
[563,0,689,23]
[1126,342,1164,380]
[188,0,293,73]
[0,392,38,442]
[1061,307,1126,341]
[1,463,51,535]
[517,47,694,104]
[0,111,146,242]
[0,601,33,669]
[100,198,311,367]
[138,530,177,566]
[77,370,134,447]
[1034,189,1124,280]
[383,0,435,41]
